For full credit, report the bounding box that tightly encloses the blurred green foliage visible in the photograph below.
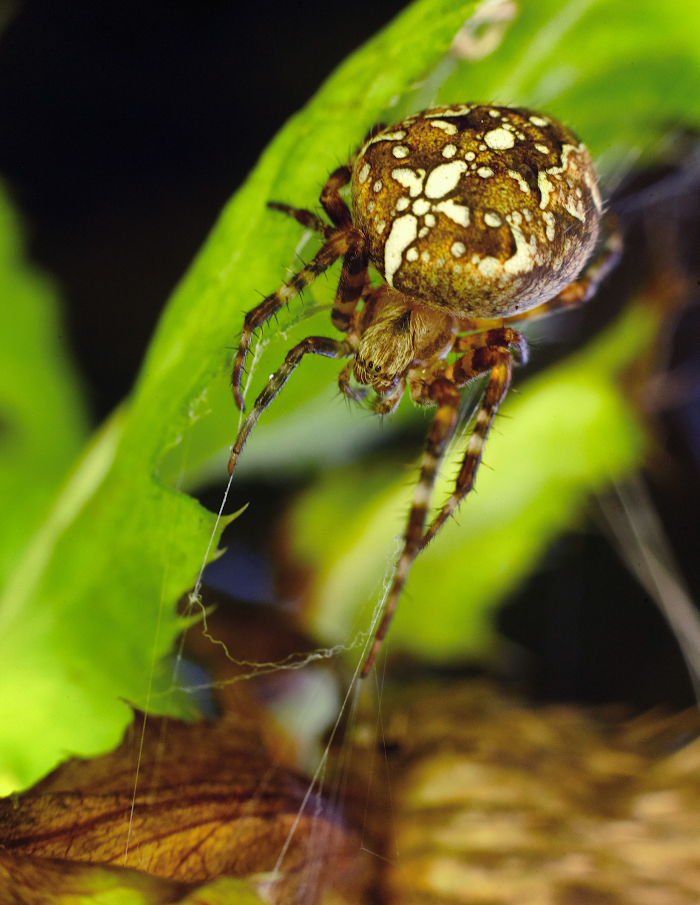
[0,188,89,584]
[0,0,699,794]
[0,854,266,905]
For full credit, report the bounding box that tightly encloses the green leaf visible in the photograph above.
[0,184,89,585]
[298,303,653,664]
[0,0,478,793]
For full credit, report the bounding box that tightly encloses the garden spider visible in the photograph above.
[228,104,621,677]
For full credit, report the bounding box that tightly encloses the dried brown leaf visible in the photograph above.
[0,711,367,904]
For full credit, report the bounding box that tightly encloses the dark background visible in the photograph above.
[2,0,700,712]
[0,0,407,421]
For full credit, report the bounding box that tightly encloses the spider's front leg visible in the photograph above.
[231,164,365,411]
[231,229,358,410]
[371,379,406,415]
[228,336,354,474]
[267,202,334,240]
[338,361,368,404]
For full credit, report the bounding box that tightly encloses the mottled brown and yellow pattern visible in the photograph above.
[228,105,620,676]
[352,105,602,317]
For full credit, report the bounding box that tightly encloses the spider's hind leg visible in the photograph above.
[361,376,460,676]
[420,329,525,549]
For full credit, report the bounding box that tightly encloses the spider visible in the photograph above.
[228,104,621,677]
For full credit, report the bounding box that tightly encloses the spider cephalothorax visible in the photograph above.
[229,104,621,675]
[352,288,458,394]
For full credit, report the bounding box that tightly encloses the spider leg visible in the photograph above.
[229,336,354,474]
[331,238,369,333]
[338,361,368,403]
[361,377,460,677]
[505,214,623,325]
[450,327,528,365]
[231,228,361,409]
[267,189,370,333]
[320,165,354,227]
[419,330,525,550]
[267,202,334,240]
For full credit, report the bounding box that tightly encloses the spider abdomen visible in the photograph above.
[351,104,602,319]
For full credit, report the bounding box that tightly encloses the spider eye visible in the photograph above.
[374,364,381,373]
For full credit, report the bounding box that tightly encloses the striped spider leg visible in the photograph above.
[360,323,526,676]
[228,335,356,475]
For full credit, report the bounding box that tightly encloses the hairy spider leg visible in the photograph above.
[228,336,354,474]
[361,376,461,677]
[320,164,354,226]
[267,197,371,334]
[331,239,370,333]
[231,229,360,409]
[232,164,359,410]
[409,224,622,550]
[447,327,528,368]
[419,334,523,550]
[314,162,373,334]
[267,202,334,240]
